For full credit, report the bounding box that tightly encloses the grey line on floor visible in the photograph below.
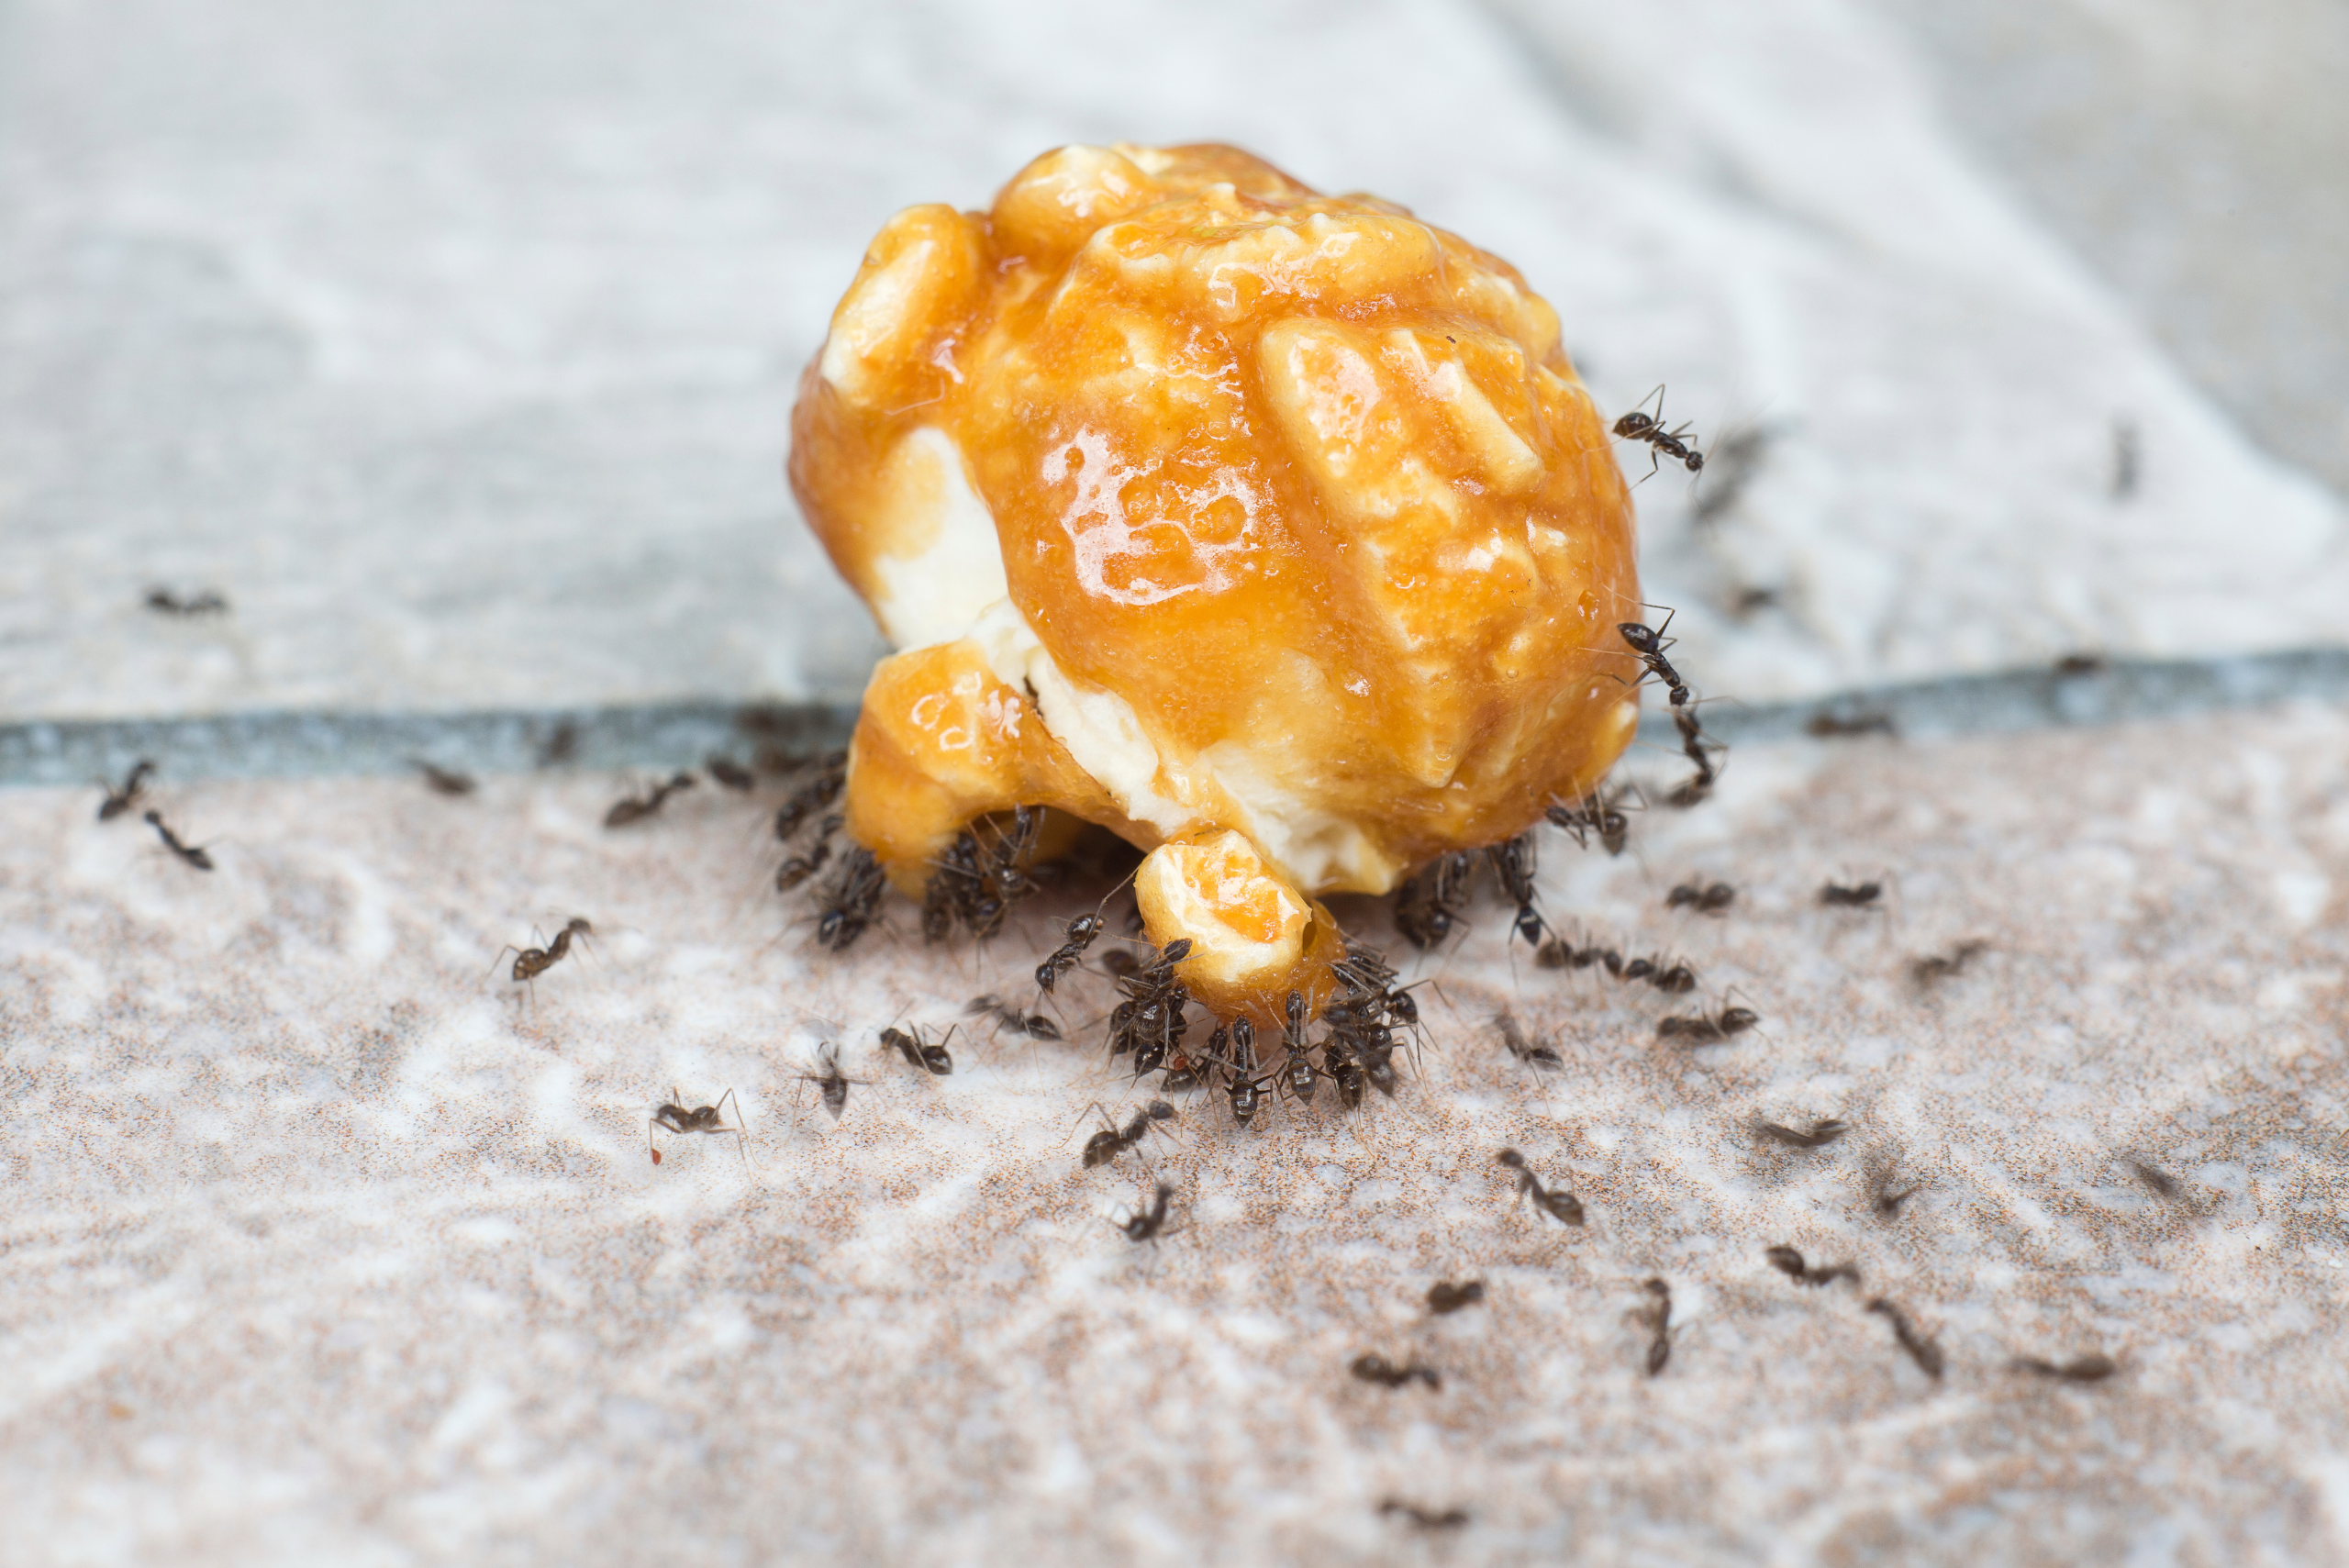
[0,701,856,789]
[4,646,2345,788]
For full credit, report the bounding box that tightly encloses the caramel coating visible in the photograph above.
[791,143,1642,1018]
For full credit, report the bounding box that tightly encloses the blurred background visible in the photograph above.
[4,0,2345,729]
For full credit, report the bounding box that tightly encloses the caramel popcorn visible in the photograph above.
[790,143,1641,1020]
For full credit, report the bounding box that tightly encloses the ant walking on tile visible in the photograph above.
[490,917,595,1006]
[1497,1148,1585,1227]
[1110,1180,1177,1244]
[880,1022,956,1076]
[1076,1098,1177,1169]
[604,772,696,828]
[142,809,217,872]
[95,760,156,821]
[648,1088,749,1170]
[791,1040,871,1121]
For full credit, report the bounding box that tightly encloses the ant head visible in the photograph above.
[1631,601,1681,640]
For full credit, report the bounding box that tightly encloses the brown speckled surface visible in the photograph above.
[5,707,2346,1564]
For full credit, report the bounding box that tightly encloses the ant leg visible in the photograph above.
[717,1088,752,1173]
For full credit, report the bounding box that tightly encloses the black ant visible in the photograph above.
[774,751,848,841]
[1099,949,1141,982]
[1546,786,1634,855]
[880,1024,953,1076]
[814,846,887,951]
[142,809,214,871]
[1870,1161,1922,1219]
[605,773,696,828]
[1330,940,1399,998]
[1496,1148,1584,1226]
[1757,1118,1848,1150]
[647,1088,745,1167]
[704,755,756,791]
[1427,1280,1485,1315]
[494,917,594,985]
[1212,1018,1270,1128]
[1111,1181,1174,1243]
[1378,1501,1468,1531]
[2011,1352,2117,1384]
[1612,386,1704,479]
[1105,940,1193,1075]
[1806,712,1897,739]
[1227,1070,1272,1128]
[775,838,833,892]
[1391,851,1475,949]
[794,1042,863,1119]
[1911,940,1987,986]
[1764,1246,1860,1287]
[1535,934,1605,972]
[536,720,579,767]
[96,760,157,820]
[1035,907,1110,996]
[1665,705,1724,807]
[1635,1278,1675,1376]
[1082,1099,1175,1168]
[967,995,1062,1040]
[1618,613,1691,707]
[1656,1003,1759,1043]
[1866,1297,1944,1379]
[1666,880,1735,914]
[1350,1354,1441,1391]
[1319,1034,1365,1110]
[143,587,228,617]
[1276,989,1319,1105]
[924,810,1041,942]
[1614,952,1698,993]
[412,760,477,796]
[1494,1011,1562,1072]
[1486,832,1546,946]
[985,806,1043,919]
[1820,881,1883,907]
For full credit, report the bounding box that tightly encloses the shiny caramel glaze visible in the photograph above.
[792,143,1642,1019]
